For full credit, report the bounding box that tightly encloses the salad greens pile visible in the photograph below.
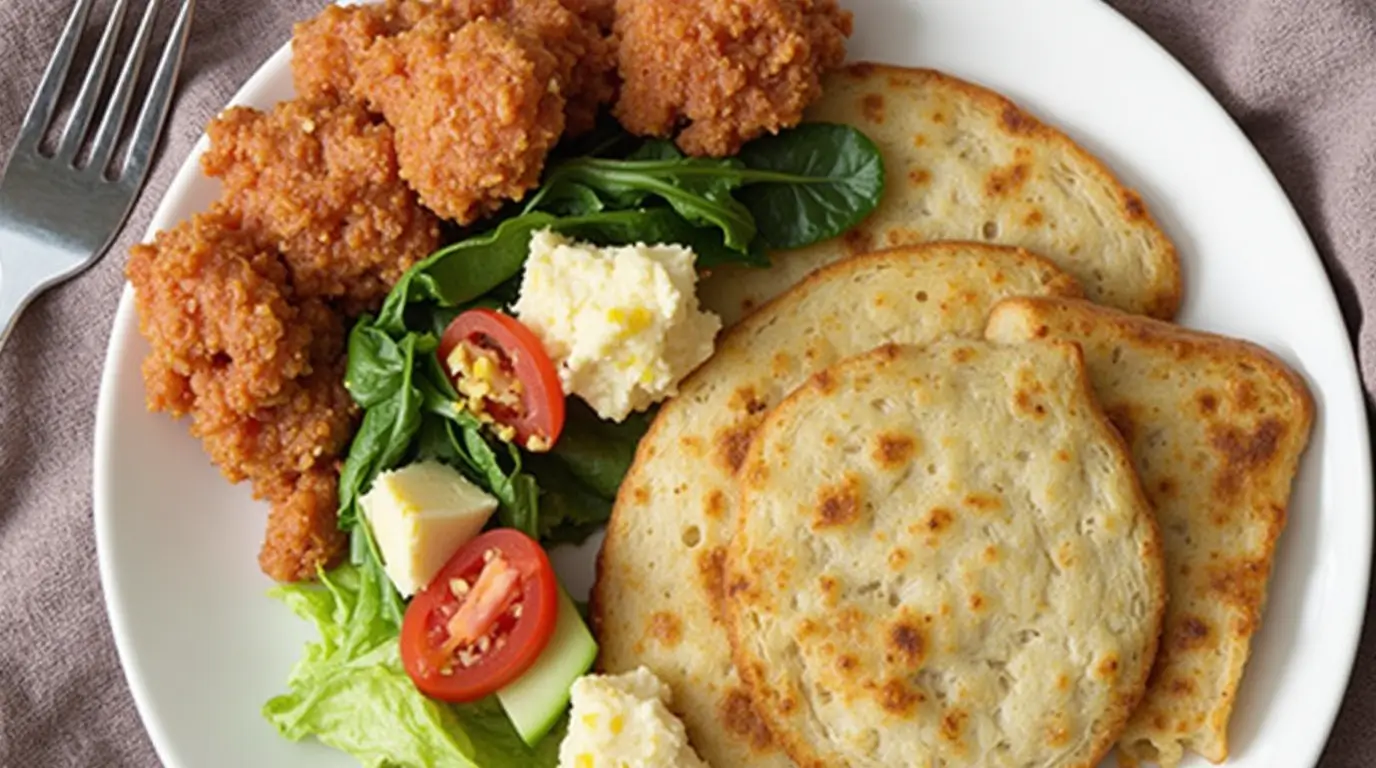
[264,123,884,767]
[265,564,561,767]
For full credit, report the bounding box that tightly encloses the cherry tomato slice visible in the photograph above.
[437,309,565,451]
[400,529,559,703]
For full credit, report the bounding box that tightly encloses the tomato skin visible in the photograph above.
[437,309,565,451]
[400,529,559,703]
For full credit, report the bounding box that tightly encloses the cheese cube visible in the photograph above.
[360,461,499,596]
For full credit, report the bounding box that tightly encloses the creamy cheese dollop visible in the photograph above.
[512,229,721,422]
[557,667,710,768]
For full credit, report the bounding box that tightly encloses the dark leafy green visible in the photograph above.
[338,332,431,530]
[529,122,885,255]
[550,401,652,499]
[736,123,887,249]
[555,208,762,268]
[375,214,560,335]
[522,454,615,545]
[532,156,756,249]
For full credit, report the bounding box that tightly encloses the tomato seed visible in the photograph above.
[449,578,470,598]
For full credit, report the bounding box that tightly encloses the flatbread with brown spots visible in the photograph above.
[984,297,1315,767]
[699,64,1181,326]
[592,243,1082,767]
[724,340,1165,768]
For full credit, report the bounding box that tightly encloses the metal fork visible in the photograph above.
[0,0,195,349]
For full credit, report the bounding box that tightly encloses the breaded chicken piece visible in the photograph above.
[613,0,853,156]
[293,0,613,133]
[450,0,616,135]
[291,3,399,100]
[258,469,352,583]
[127,209,357,582]
[128,209,317,415]
[203,96,439,313]
[561,0,615,31]
[355,17,567,223]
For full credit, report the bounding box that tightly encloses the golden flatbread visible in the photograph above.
[985,297,1315,766]
[700,64,1181,326]
[592,243,1081,767]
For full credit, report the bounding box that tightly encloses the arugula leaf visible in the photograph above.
[264,564,558,768]
[736,123,886,249]
[538,157,757,250]
[626,139,685,162]
[535,123,885,255]
[526,180,606,217]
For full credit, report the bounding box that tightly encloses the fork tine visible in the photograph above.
[88,0,166,173]
[117,0,193,184]
[56,0,134,165]
[15,0,96,149]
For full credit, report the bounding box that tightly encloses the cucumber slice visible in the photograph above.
[497,586,597,746]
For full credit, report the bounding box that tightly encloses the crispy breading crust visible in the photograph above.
[354,16,567,224]
[203,96,439,314]
[127,209,357,582]
[612,0,852,156]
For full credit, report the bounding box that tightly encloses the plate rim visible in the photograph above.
[92,1,1373,766]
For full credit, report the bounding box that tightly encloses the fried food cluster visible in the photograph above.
[132,0,852,583]
[613,0,853,156]
[294,0,614,223]
[131,93,438,581]
[202,96,439,313]
[128,209,360,581]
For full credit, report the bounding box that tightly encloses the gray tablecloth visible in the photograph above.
[0,1,1372,765]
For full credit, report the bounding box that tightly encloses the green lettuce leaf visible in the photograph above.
[263,564,559,768]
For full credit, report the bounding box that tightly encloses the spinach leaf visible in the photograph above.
[555,208,762,268]
[523,453,613,546]
[375,213,560,335]
[452,416,542,537]
[538,158,757,250]
[536,123,884,255]
[337,334,429,530]
[549,401,652,499]
[343,323,408,408]
[735,123,886,249]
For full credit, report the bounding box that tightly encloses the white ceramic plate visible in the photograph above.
[94,1,1372,766]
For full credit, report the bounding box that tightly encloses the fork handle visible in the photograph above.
[0,263,45,352]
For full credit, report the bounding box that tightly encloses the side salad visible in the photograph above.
[264,122,884,767]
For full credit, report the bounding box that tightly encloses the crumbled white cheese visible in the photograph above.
[512,230,721,422]
[360,461,497,597]
[557,667,711,768]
